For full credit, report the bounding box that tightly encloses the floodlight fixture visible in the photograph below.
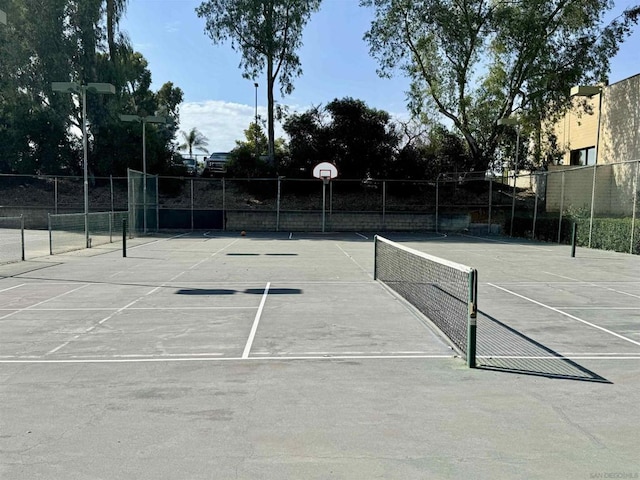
[570,85,602,98]
[498,117,522,236]
[119,114,168,234]
[51,81,115,247]
[570,84,604,247]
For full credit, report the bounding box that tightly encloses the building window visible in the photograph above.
[570,146,596,166]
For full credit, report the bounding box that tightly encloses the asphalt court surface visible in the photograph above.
[1,231,639,479]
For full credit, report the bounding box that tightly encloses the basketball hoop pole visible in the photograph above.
[312,162,338,233]
[322,176,329,232]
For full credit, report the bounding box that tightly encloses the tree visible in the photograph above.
[196,0,321,168]
[179,128,210,158]
[282,97,399,179]
[362,0,640,171]
[226,122,288,177]
[0,0,184,176]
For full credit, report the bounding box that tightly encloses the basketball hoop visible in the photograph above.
[312,162,339,233]
[313,162,338,182]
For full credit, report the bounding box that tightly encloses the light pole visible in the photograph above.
[120,114,166,234]
[52,82,115,248]
[570,85,603,247]
[254,82,259,160]
[498,117,521,236]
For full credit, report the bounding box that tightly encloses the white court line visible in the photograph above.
[544,271,640,300]
[355,232,369,240]
[189,238,240,270]
[0,284,25,293]
[335,244,372,278]
[0,354,455,364]
[252,350,438,355]
[477,355,640,360]
[0,306,255,311]
[242,282,270,359]
[488,283,640,347]
[46,268,195,356]
[289,232,293,240]
[554,307,640,310]
[0,283,91,321]
[459,234,554,251]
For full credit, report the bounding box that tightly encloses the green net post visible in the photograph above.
[467,269,478,368]
[122,218,127,257]
[20,214,25,261]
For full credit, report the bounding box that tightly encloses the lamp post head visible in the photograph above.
[497,117,520,127]
[52,82,80,93]
[86,83,115,94]
[570,85,602,98]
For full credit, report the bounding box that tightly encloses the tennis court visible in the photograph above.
[1,231,638,479]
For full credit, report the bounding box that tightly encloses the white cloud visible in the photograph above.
[177,100,411,155]
[177,100,287,153]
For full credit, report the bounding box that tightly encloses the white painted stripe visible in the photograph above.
[0,283,90,321]
[0,354,455,364]
[335,244,372,278]
[554,307,640,310]
[0,284,25,293]
[252,351,436,355]
[289,232,293,240]
[477,355,640,360]
[0,306,256,311]
[544,271,640,299]
[488,283,640,347]
[355,232,368,240]
[242,282,270,359]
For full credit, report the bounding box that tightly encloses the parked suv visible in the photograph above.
[202,153,230,177]
[182,158,198,176]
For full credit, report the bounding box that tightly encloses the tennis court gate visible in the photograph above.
[128,169,159,235]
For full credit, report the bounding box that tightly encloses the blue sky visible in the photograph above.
[120,0,640,153]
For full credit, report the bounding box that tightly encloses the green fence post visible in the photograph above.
[123,218,127,257]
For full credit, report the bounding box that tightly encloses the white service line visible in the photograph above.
[0,283,91,321]
[0,354,456,364]
[242,282,270,359]
[0,284,25,293]
[189,238,240,270]
[355,232,369,240]
[335,244,372,278]
[544,271,640,299]
[488,283,640,347]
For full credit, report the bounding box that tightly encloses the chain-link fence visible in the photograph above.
[2,160,638,255]
[510,161,639,254]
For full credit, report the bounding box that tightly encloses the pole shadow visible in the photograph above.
[476,311,611,384]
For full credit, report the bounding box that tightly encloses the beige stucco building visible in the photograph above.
[549,73,640,166]
[542,74,639,215]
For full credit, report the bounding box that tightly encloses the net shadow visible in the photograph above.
[476,311,611,383]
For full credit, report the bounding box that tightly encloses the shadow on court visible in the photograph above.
[175,288,303,295]
[476,311,611,384]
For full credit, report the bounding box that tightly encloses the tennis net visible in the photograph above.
[374,235,478,367]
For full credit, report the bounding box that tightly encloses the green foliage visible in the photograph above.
[226,122,281,177]
[507,214,639,255]
[362,0,640,170]
[282,97,400,179]
[179,128,210,158]
[0,0,183,177]
[196,0,321,166]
